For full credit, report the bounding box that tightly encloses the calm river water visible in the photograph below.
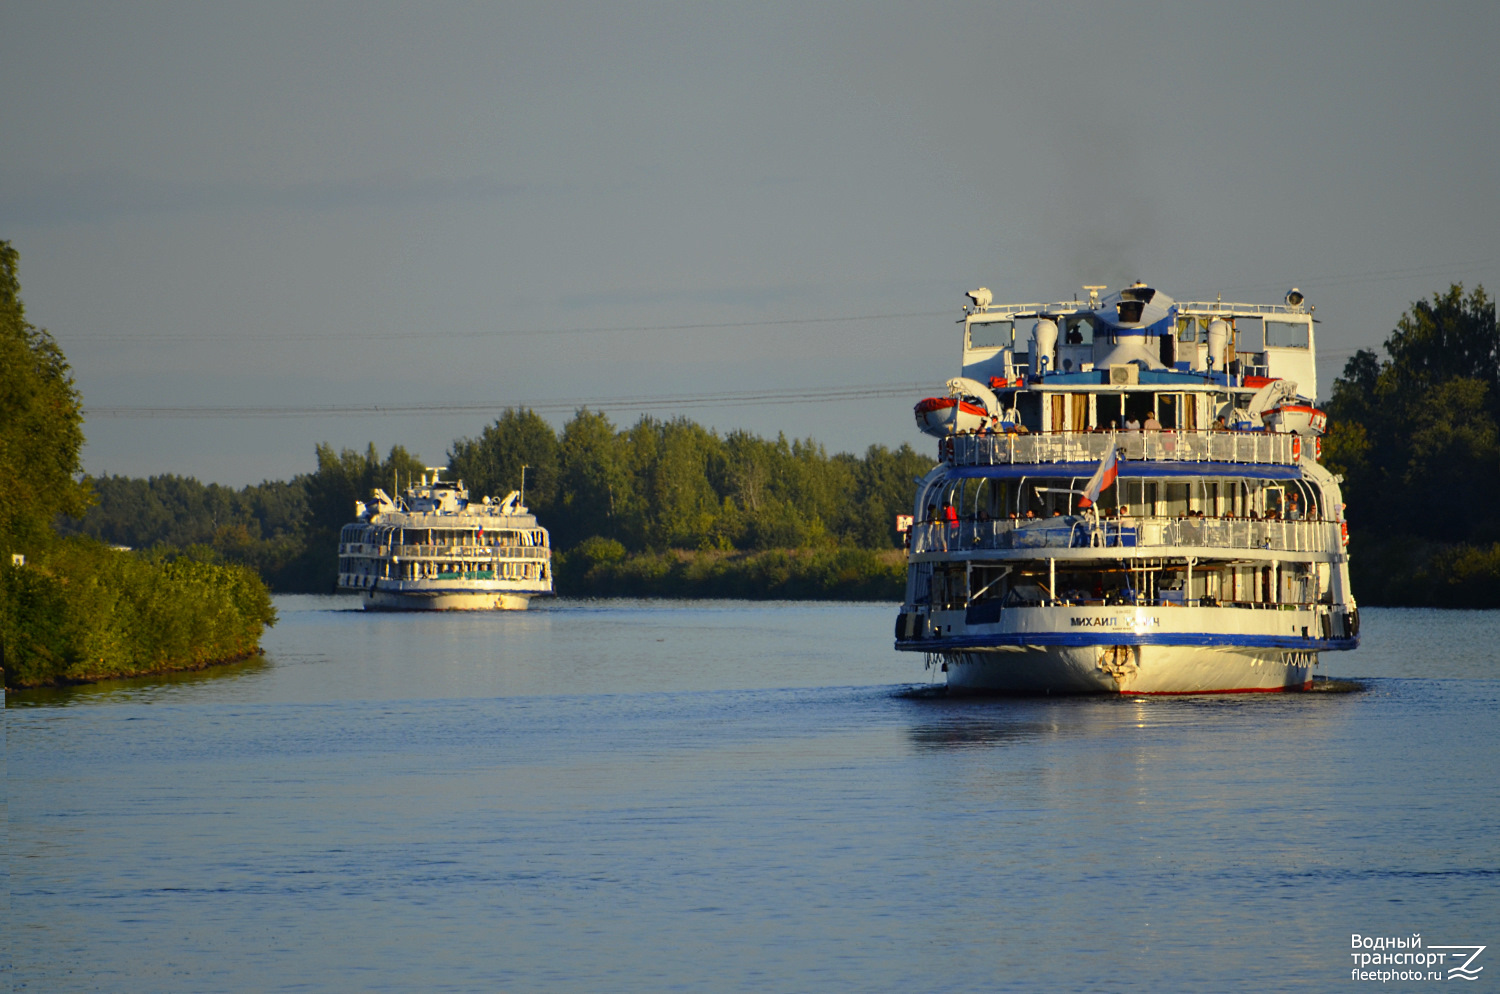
[8,599,1499,991]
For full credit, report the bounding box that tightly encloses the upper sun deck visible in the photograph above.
[958,283,1320,402]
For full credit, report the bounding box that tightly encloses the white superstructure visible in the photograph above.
[337,469,553,610]
[896,283,1358,694]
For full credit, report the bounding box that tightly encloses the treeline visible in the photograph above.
[1,242,276,688]
[1323,283,1500,607]
[447,408,934,553]
[59,409,935,595]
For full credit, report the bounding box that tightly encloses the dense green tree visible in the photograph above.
[1383,284,1498,413]
[0,241,92,550]
[847,442,937,548]
[1323,283,1500,604]
[447,407,561,512]
[1325,283,1498,544]
[554,409,634,548]
[303,442,426,545]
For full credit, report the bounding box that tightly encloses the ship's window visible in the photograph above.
[1117,300,1145,324]
[1064,316,1093,345]
[1265,319,1309,348]
[1177,316,1198,342]
[1016,392,1042,432]
[1121,286,1156,304]
[968,319,1013,350]
[1158,393,1177,430]
[1234,316,1264,351]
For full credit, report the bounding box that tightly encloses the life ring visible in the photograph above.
[1291,436,1302,462]
[1314,437,1323,461]
[1340,521,1349,547]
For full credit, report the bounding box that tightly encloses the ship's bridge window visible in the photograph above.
[1235,316,1264,350]
[1265,319,1310,348]
[1063,316,1094,345]
[1117,300,1145,324]
[967,319,1014,350]
[1177,316,1199,342]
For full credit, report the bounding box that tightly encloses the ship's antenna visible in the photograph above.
[520,464,529,507]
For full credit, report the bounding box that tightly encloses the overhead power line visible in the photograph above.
[86,381,937,420]
[75,310,947,346]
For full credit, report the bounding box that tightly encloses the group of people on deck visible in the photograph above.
[924,491,1312,527]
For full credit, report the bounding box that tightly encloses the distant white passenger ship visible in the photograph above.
[896,282,1359,694]
[337,469,553,610]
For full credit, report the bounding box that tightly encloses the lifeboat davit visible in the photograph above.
[914,377,1004,437]
[1247,377,1327,435]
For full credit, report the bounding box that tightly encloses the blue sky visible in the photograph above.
[4,1,1495,485]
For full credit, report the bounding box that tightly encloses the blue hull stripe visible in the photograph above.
[895,633,1358,651]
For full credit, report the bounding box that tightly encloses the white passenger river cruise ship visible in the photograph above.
[896,282,1359,694]
[337,469,553,610]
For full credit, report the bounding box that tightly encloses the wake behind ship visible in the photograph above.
[896,282,1359,694]
[337,469,553,610]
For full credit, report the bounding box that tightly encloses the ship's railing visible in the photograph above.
[909,515,1336,556]
[943,430,1298,467]
[342,542,550,560]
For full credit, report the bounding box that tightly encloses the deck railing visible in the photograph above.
[943,430,1299,467]
[341,543,551,560]
[909,515,1336,557]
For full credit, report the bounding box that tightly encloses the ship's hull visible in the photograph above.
[362,580,545,611]
[940,644,1314,695]
[898,603,1355,695]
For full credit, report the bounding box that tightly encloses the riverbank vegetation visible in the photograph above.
[1322,284,1499,607]
[61,409,934,599]
[557,540,907,600]
[1,242,275,688]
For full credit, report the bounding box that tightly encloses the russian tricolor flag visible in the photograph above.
[1082,441,1120,505]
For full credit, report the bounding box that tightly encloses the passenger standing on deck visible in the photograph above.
[1143,412,1162,432]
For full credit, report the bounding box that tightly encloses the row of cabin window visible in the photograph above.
[915,560,1327,610]
[930,477,1326,521]
[1013,391,1208,433]
[339,527,545,546]
[338,558,547,580]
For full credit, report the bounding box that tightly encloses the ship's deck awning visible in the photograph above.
[940,461,1303,481]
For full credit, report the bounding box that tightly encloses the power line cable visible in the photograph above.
[86,381,938,420]
[73,309,947,346]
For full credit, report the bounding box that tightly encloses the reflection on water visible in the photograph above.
[901,696,1064,750]
[7,654,273,708]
